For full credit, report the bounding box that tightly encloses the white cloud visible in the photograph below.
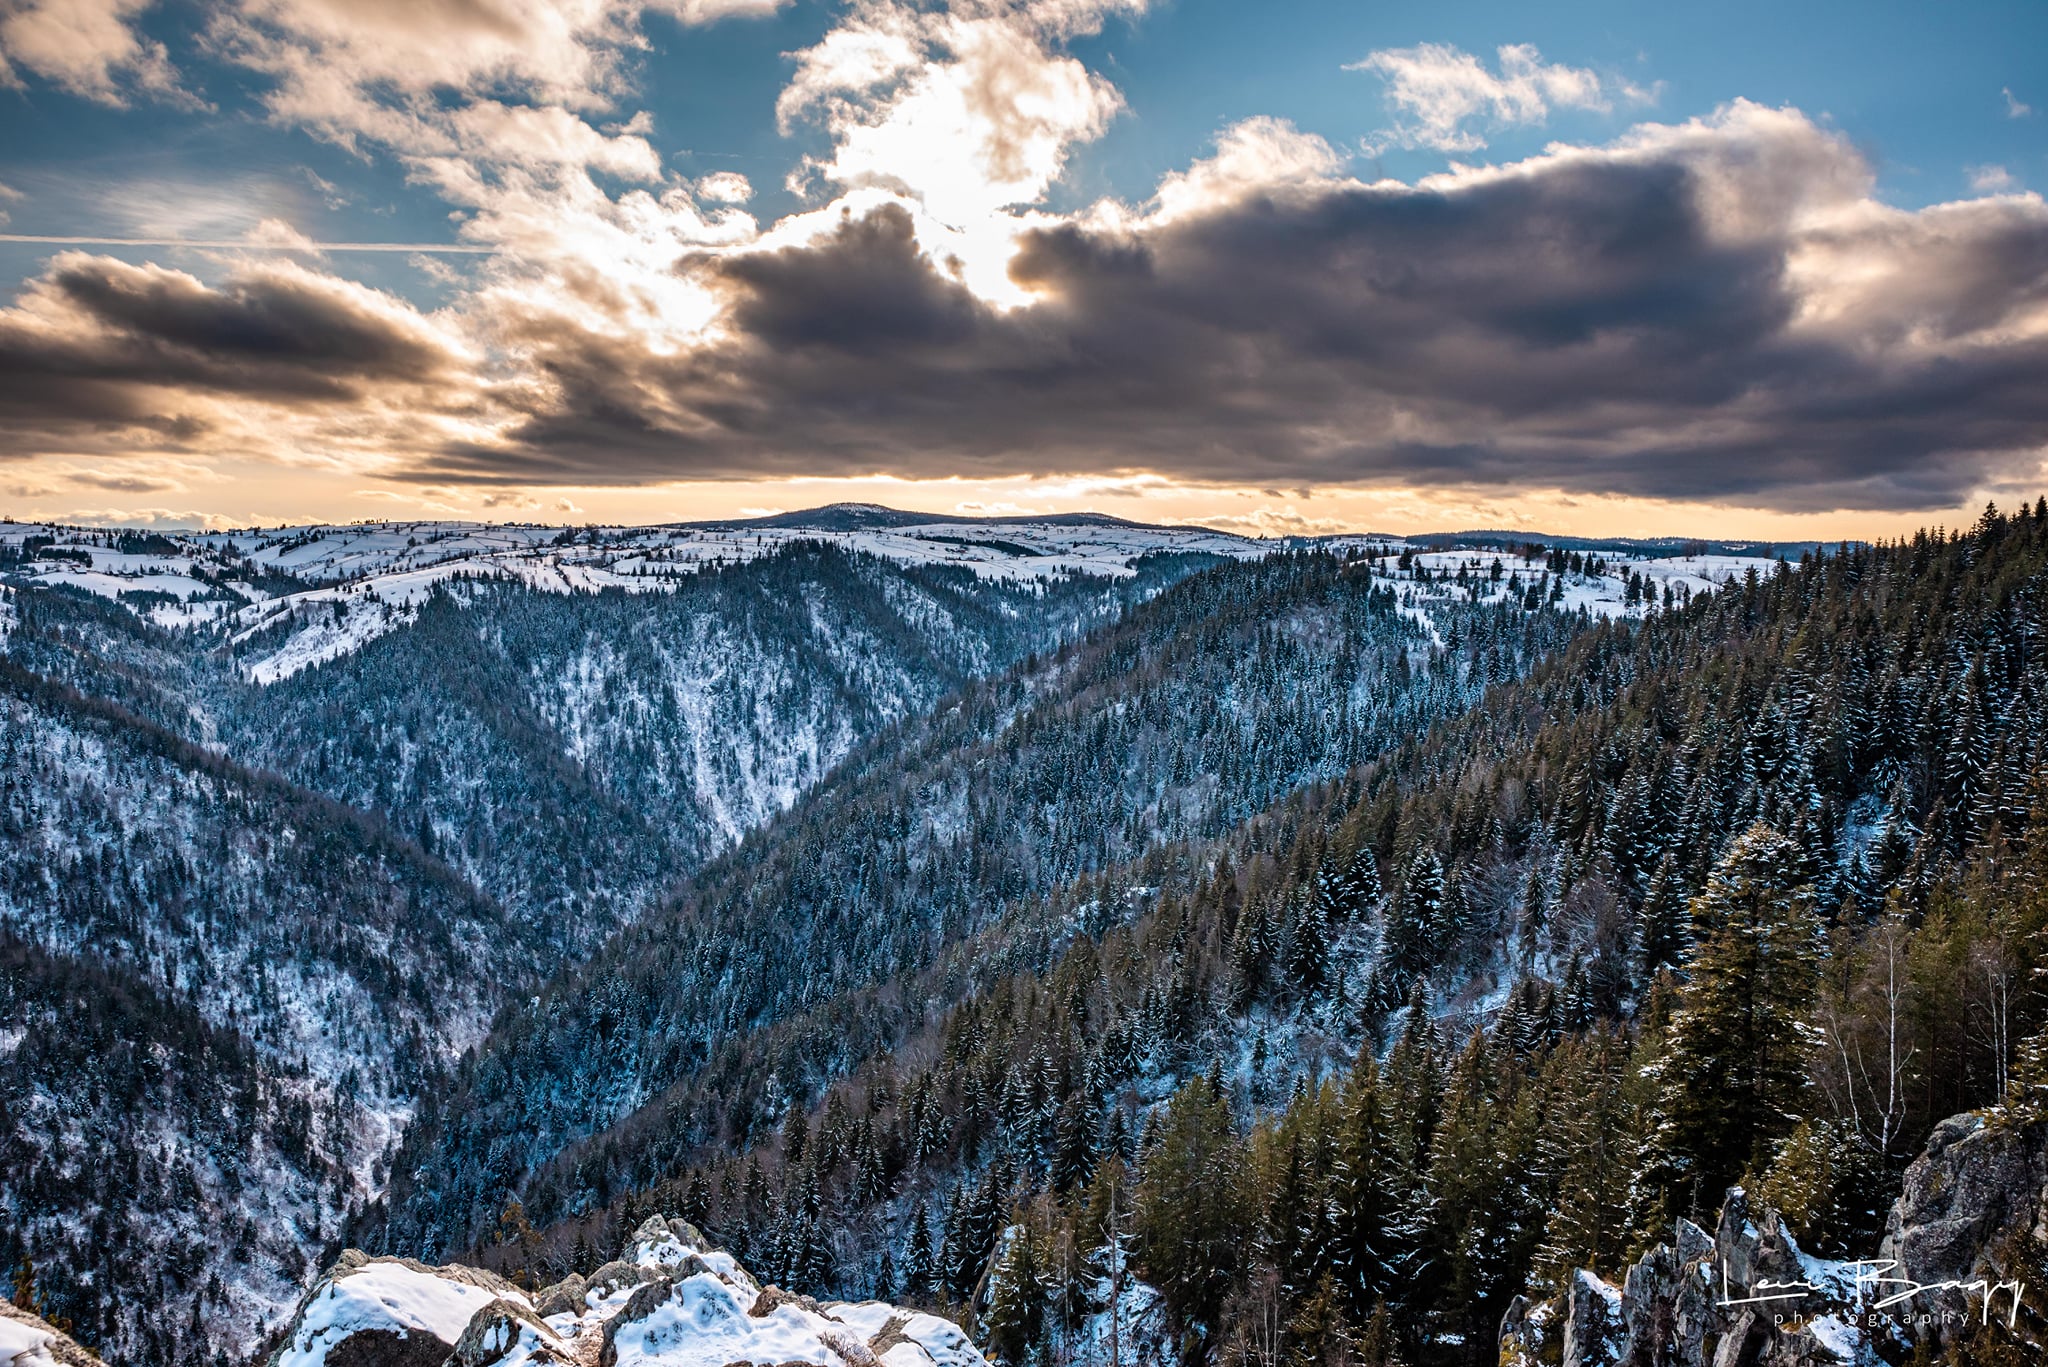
[695,171,754,204]
[1152,116,1346,221]
[1348,41,1654,152]
[2006,87,2033,119]
[0,0,195,107]
[215,0,779,171]
[1968,164,2020,193]
[51,506,232,530]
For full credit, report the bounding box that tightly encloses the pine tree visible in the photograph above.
[1423,1031,1542,1345]
[1751,1116,1878,1256]
[1556,954,1595,1032]
[778,1158,833,1291]
[1286,889,1331,1001]
[1285,1271,1353,1367]
[1532,1029,1632,1285]
[1354,1300,1402,1367]
[1328,1055,1406,1318]
[1134,1077,1243,1328]
[1050,1093,1098,1194]
[782,1100,810,1169]
[1649,824,1822,1213]
[1637,854,1689,975]
[904,1202,936,1297]
[1231,897,1277,1011]
[1384,850,1448,976]
[981,1224,1044,1365]
[1334,844,1383,921]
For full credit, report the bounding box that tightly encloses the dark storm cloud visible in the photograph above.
[409,105,2048,511]
[0,252,466,454]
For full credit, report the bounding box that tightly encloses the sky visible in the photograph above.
[0,0,2043,538]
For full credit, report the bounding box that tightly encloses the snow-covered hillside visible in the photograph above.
[0,512,1782,688]
[2,511,1270,683]
[1379,547,1777,636]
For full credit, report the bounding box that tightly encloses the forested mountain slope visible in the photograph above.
[450,504,2048,1367]
[0,642,543,1365]
[375,550,1592,1260]
[0,532,1220,1367]
[217,544,1190,933]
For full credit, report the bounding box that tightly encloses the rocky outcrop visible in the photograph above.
[0,1302,105,1367]
[1501,1190,1893,1367]
[1877,1111,2048,1354]
[270,1214,991,1367]
[1504,1109,2048,1367]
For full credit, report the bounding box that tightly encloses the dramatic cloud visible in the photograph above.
[409,103,2048,512]
[1349,42,1653,152]
[0,252,473,458]
[3,3,2044,518]
[0,0,191,106]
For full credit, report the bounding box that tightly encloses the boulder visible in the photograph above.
[448,1298,571,1367]
[1561,1269,1622,1367]
[584,1259,650,1299]
[1514,1109,2048,1367]
[264,1254,531,1367]
[531,1272,587,1319]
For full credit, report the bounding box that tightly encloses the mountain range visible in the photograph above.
[9,503,2046,1367]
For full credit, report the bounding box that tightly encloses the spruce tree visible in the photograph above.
[1134,1078,1243,1328]
[1532,1029,1632,1285]
[1328,1055,1406,1317]
[1287,889,1331,1001]
[904,1202,936,1297]
[1649,824,1822,1213]
[1050,1093,1098,1194]
[981,1224,1044,1364]
[1636,854,1689,975]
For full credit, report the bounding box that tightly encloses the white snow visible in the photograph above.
[382,1220,1001,1367]
[0,1317,57,1367]
[205,518,1275,681]
[611,1274,837,1367]
[272,1261,522,1367]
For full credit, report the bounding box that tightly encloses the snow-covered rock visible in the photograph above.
[268,1216,991,1367]
[0,1303,102,1367]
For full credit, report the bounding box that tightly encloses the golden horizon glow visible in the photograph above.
[1,459,2022,543]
